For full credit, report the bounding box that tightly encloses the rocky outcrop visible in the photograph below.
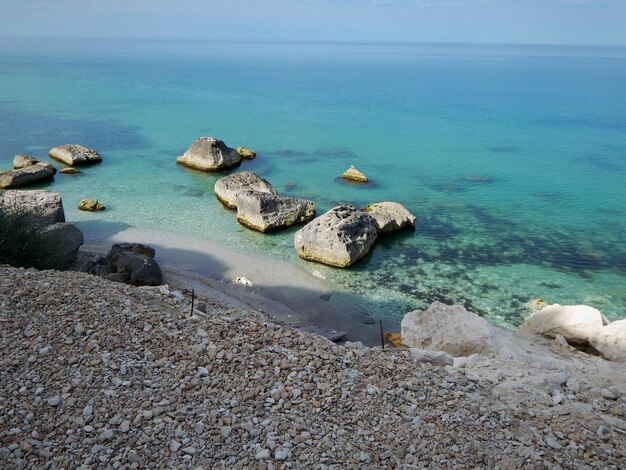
[401,302,500,357]
[520,304,608,345]
[364,202,416,235]
[0,190,65,224]
[0,164,55,189]
[78,198,106,212]
[341,165,368,183]
[236,147,256,160]
[590,320,626,363]
[235,191,315,232]
[42,223,84,267]
[176,137,241,172]
[48,144,102,166]
[13,154,57,174]
[294,205,378,267]
[214,172,277,209]
[116,251,163,286]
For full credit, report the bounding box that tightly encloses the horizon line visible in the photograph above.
[1,34,626,49]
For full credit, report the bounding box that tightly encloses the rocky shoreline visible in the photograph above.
[1,266,625,468]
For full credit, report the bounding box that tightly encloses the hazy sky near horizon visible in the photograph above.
[1,0,626,46]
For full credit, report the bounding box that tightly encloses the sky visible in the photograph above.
[1,0,626,46]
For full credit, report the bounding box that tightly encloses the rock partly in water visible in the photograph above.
[590,320,626,363]
[0,164,55,189]
[13,154,57,174]
[60,168,80,175]
[236,191,315,232]
[41,223,84,267]
[401,302,500,357]
[78,198,106,212]
[236,147,256,160]
[341,165,368,183]
[294,205,378,268]
[176,137,241,172]
[48,144,102,166]
[520,304,608,346]
[0,190,65,224]
[214,171,277,209]
[364,202,416,235]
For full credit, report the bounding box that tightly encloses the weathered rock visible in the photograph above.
[401,302,499,356]
[236,191,315,232]
[520,304,608,345]
[13,154,57,174]
[176,137,241,172]
[214,171,277,209]
[0,164,55,189]
[286,325,347,342]
[0,190,65,224]
[409,348,454,366]
[78,198,105,212]
[116,251,163,286]
[48,144,102,166]
[41,223,84,267]
[73,255,111,277]
[107,243,156,270]
[590,320,626,363]
[341,165,368,183]
[364,202,416,235]
[236,147,256,160]
[60,168,80,175]
[294,205,378,268]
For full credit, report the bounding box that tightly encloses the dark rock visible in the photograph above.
[107,243,156,270]
[116,251,163,286]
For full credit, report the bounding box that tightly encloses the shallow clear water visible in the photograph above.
[1,38,625,327]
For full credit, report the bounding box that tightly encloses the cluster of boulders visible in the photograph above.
[0,155,56,189]
[400,301,626,364]
[214,172,316,232]
[74,242,163,286]
[0,189,84,267]
[521,303,626,362]
[295,202,416,267]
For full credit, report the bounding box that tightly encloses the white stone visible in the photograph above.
[589,319,626,363]
[520,304,607,345]
[409,348,454,366]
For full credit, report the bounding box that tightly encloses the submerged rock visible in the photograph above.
[0,190,65,224]
[78,198,106,212]
[294,205,378,268]
[236,147,256,160]
[590,320,626,363]
[341,165,368,183]
[401,302,499,357]
[520,304,608,346]
[48,144,102,166]
[176,137,241,172]
[214,171,277,209]
[236,191,315,232]
[364,202,416,235]
[0,164,55,189]
[60,168,80,175]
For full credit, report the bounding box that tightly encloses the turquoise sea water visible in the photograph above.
[1,38,625,328]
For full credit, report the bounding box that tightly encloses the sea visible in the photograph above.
[1,37,625,328]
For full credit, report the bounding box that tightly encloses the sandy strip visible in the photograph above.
[77,225,384,345]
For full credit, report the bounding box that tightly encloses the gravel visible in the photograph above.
[1,265,625,468]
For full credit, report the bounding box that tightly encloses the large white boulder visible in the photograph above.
[590,320,626,363]
[401,302,499,357]
[294,205,378,268]
[214,171,277,209]
[49,144,102,166]
[176,137,241,172]
[364,201,416,235]
[520,304,607,345]
[236,191,315,233]
[0,190,65,224]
